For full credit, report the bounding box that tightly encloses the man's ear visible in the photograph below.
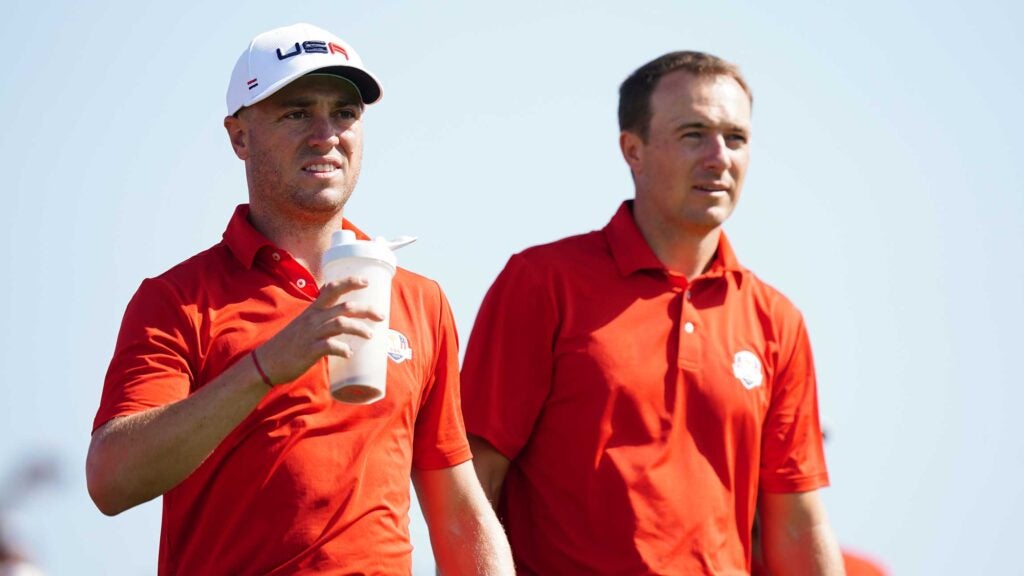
[619,130,644,175]
[224,114,249,161]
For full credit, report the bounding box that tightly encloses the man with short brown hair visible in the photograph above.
[462,51,843,574]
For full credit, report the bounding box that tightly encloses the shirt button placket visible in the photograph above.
[267,251,293,289]
[678,284,703,367]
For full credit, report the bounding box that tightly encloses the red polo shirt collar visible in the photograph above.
[604,200,746,281]
[222,204,371,270]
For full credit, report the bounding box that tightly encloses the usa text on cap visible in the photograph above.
[226,23,383,115]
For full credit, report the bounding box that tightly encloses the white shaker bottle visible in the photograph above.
[321,230,415,404]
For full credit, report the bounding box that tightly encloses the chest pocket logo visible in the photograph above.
[387,329,413,363]
[732,350,764,390]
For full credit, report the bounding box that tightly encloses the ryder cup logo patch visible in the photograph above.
[732,350,764,390]
[386,329,413,363]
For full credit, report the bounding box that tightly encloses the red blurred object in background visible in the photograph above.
[842,549,889,576]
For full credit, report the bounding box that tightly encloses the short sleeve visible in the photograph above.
[460,253,558,460]
[92,278,195,432]
[759,313,830,493]
[411,284,472,470]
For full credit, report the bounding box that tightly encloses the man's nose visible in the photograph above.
[701,135,730,170]
[307,115,341,149]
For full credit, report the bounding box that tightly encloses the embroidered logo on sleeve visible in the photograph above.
[732,350,764,390]
[386,329,413,363]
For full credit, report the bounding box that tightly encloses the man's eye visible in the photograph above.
[726,134,748,146]
[682,132,702,140]
[284,111,309,120]
[335,109,359,120]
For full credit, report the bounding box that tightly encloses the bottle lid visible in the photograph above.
[321,230,416,271]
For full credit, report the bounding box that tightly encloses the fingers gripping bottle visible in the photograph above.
[321,230,415,404]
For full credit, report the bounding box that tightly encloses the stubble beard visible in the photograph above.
[248,152,361,227]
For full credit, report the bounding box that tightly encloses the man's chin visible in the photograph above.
[695,205,734,227]
[293,189,352,212]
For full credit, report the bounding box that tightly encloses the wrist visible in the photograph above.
[250,349,274,388]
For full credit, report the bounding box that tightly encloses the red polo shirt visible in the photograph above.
[461,201,828,575]
[94,205,470,575]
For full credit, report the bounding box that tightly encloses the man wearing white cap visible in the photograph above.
[86,23,513,575]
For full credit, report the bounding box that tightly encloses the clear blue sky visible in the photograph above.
[2,1,1022,573]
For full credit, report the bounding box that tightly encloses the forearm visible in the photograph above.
[87,277,380,515]
[414,462,514,575]
[432,499,512,575]
[760,491,844,576]
[86,354,269,515]
[467,435,509,511]
[763,520,844,575]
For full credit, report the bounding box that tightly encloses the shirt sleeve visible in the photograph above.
[460,253,558,460]
[759,312,830,493]
[411,283,473,470]
[92,277,195,432]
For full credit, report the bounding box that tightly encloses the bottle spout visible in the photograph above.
[376,235,418,251]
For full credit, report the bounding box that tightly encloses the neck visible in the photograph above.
[247,204,343,283]
[633,209,721,280]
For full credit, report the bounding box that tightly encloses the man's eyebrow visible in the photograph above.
[673,121,709,132]
[673,121,749,133]
[275,97,314,108]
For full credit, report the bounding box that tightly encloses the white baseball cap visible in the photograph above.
[226,23,383,115]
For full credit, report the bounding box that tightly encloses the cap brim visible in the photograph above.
[307,65,382,105]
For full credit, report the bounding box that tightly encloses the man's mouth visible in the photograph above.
[304,164,340,174]
[693,183,728,193]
